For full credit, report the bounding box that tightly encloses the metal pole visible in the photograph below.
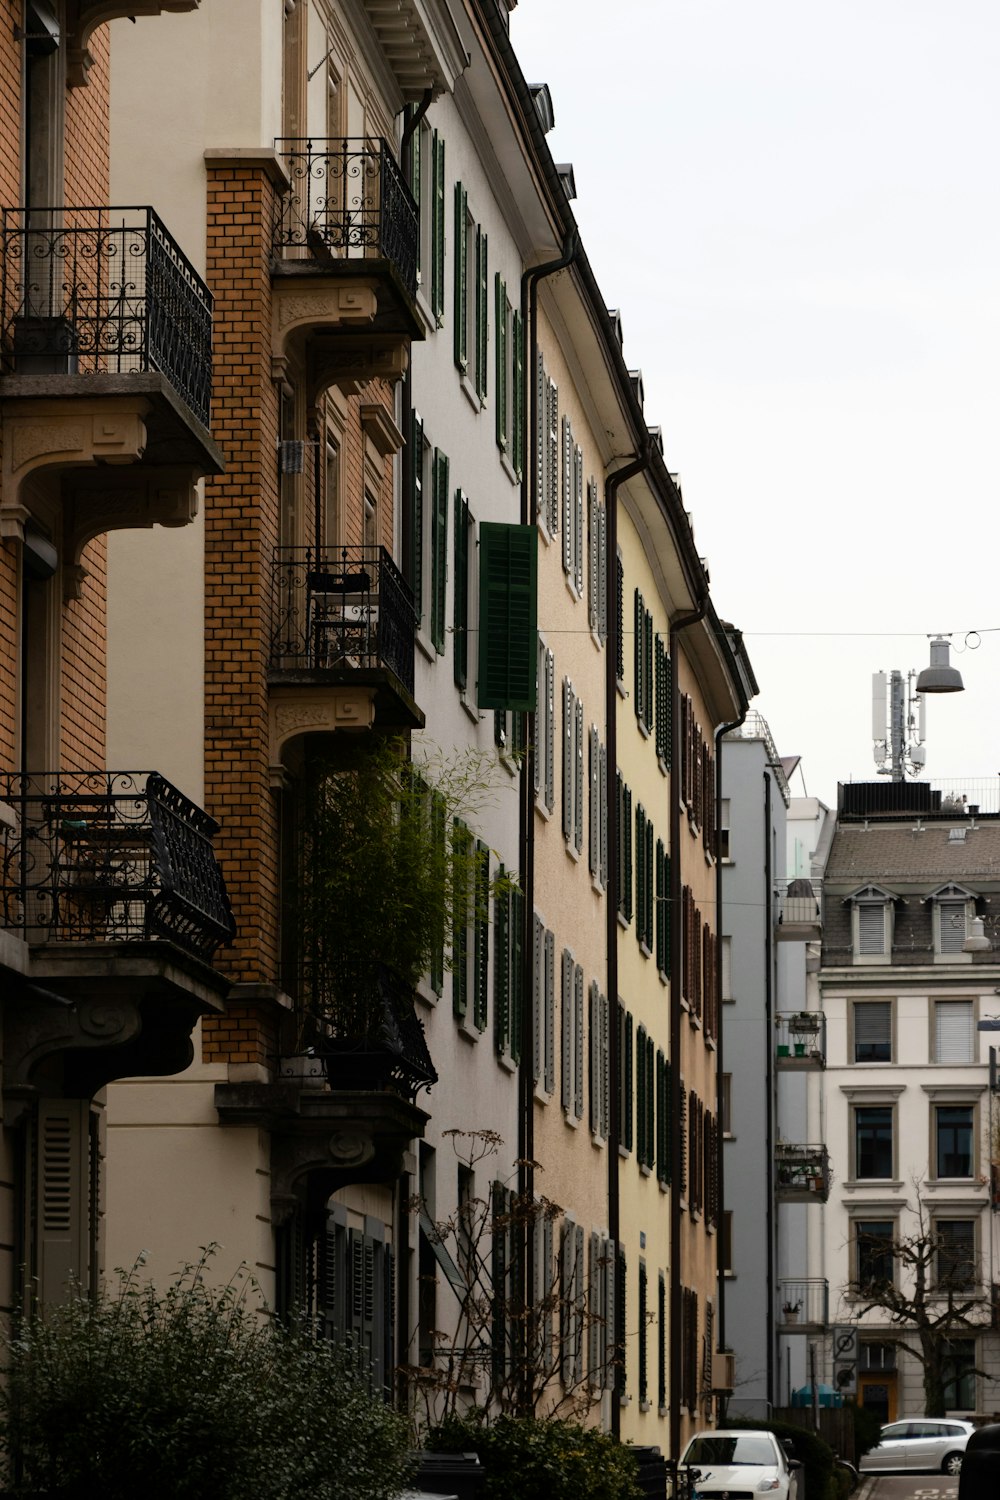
[810,1342,819,1432]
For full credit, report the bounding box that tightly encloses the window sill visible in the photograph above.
[496,1051,518,1075]
[564,571,582,604]
[537,517,554,547]
[639,1163,652,1178]
[617,911,632,931]
[657,755,670,778]
[534,797,553,821]
[563,1111,581,1130]
[459,693,480,726]
[638,939,653,959]
[616,677,627,699]
[459,371,484,412]
[637,718,651,740]
[590,626,604,653]
[618,1144,632,1160]
[564,841,582,863]
[498,446,520,487]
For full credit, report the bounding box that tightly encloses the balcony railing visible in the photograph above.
[0,207,213,427]
[269,545,415,696]
[292,959,436,1100]
[775,877,822,940]
[775,1011,826,1068]
[0,771,235,961]
[775,1143,831,1202]
[777,1278,829,1331]
[273,138,418,297]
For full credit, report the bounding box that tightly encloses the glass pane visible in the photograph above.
[935,1001,974,1063]
[855,1001,892,1061]
[936,1107,973,1178]
[856,1107,893,1179]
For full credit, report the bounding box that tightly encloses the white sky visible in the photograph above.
[510,0,1000,812]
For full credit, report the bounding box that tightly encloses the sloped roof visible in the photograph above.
[825,821,1000,884]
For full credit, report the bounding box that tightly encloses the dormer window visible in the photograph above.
[928,884,977,963]
[846,885,895,966]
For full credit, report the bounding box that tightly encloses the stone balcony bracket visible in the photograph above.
[66,3,201,88]
[268,686,377,776]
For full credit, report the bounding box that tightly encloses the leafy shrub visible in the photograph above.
[427,1410,642,1500]
[0,1255,413,1500]
[849,1401,881,1462]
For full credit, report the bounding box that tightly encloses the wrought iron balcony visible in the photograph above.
[0,771,235,962]
[0,206,213,427]
[777,1278,829,1332]
[775,877,822,941]
[292,959,436,1101]
[775,1143,831,1202]
[269,545,416,698]
[273,138,418,297]
[775,1010,826,1068]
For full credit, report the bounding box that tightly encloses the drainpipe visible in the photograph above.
[515,230,579,1414]
[713,703,749,1421]
[398,94,431,602]
[604,443,651,1437]
[668,598,708,1459]
[763,769,775,1408]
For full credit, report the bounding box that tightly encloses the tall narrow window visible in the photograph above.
[934,1000,974,1063]
[453,492,471,690]
[431,131,446,322]
[854,1106,894,1180]
[853,1000,892,1062]
[430,449,449,653]
[935,1105,974,1179]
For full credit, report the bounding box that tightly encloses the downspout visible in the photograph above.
[668,598,708,1460]
[516,229,579,1414]
[713,703,749,1421]
[399,92,432,601]
[604,443,652,1437]
[763,769,775,1408]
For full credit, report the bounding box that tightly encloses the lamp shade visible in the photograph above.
[915,636,963,694]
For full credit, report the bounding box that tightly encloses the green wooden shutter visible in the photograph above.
[510,882,523,1064]
[512,310,524,477]
[495,275,507,449]
[409,119,422,280]
[476,228,488,398]
[453,182,468,370]
[615,552,624,682]
[453,491,469,688]
[477,522,538,711]
[431,450,449,653]
[452,817,469,1020]
[636,805,646,945]
[634,589,644,723]
[474,840,489,1031]
[432,131,445,322]
[430,790,446,995]
[494,865,509,1055]
[409,410,424,626]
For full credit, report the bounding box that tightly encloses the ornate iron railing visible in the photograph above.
[0,771,235,960]
[273,138,418,296]
[293,959,437,1099]
[270,545,415,696]
[0,206,213,427]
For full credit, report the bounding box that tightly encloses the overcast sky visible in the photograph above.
[510,1,1000,812]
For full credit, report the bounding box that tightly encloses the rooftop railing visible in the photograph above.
[269,545,415,696]
[0,206,213,427]
[273,138,418,297]
[0,770,234,961]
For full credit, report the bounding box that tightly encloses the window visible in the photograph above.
[635,805,654,953]
[617,1001,633,1152]
[536,355,559,535]
[935,1221,977,1290]
[534,643,555,810]
[635,1026,655,1170]
[588,981,610,1140]
[453,491,472,690]
[586,479,607,642]
[654,636,672,769]
[850,887,893,963]
[853,1000,892,1063]
[588,725,608,886]
[494,276,524,474]
[938,900,968,955]
[931,886,976,959]
[854,1105,894,1179]
[408,409,427,627]
[453,184,487,396]
[494,866,523,1061]
[655,840,671,979]
[633,590,654,731]
[532,915,555,1093]
[560,950,584,1121]
[717,799,730,859]
[616,775,633,923]
[934,1000,975,1063]
[942,1338,977,1409]
[638,1259,648,1406]
[561,679,584,854]
[430,448,449,653]
[721,936,732,1001]
[854,1220,895,1290]
[720,1074,733,1136]
[655,1050,672,1186]
[428,130,446,321]
[935,1104,974,1179]
[560,417,583,592]
[477,523,537,712]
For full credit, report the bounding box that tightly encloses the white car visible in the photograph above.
[679,1429,800,1500]
[859,1417,974,1476]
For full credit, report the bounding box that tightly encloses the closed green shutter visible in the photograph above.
[510,882,524,1064]
[409,119,421,278]
[615,552,624,683]
[453,491,469,689]
[494,865,509,1055]
[477,523,538,711]
[512,311,524,477]
[452,817,469,1019]
[453,182,467,369]
[431,131,445,322]
[474,840,489,1031]
[476,228,488,398]
[431,450,449,653]
[495,275,507,449]
[409,410,424,625]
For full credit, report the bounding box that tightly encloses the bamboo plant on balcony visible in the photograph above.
[290,738,511,1093]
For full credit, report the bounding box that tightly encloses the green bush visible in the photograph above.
[849,1401,881,1463]
[0,1256,413,1500]
[427,1411,642,1500]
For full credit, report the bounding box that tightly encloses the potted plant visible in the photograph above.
[782,1300,802,1324]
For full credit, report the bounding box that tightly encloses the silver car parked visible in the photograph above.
[859,1417,975,1476]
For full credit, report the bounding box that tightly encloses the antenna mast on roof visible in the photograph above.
[872,638,964,782]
